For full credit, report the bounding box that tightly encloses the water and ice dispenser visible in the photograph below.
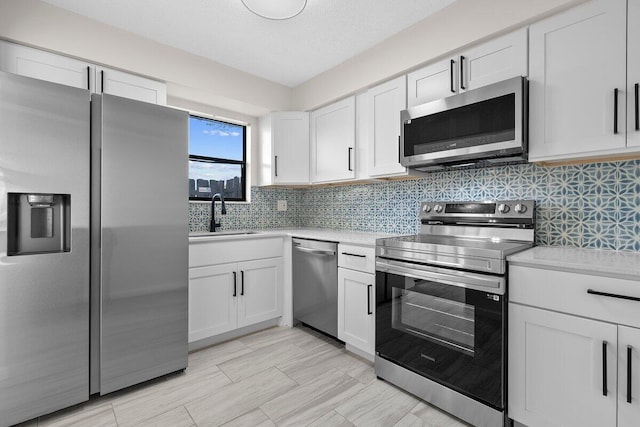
[7,193,71,255]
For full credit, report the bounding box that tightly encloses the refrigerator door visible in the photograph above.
[0,72,90,425]
[91,94,188,395]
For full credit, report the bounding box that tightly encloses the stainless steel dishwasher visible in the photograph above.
[292,238,338,338]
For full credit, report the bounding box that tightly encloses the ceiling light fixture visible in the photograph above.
[241,0,307,20]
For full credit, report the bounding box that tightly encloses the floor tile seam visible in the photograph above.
[183,404,198,427]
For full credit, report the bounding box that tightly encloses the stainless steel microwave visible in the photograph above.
[400,76,528,170]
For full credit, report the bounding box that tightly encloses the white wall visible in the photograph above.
[292,0,586,111]
[0,0,293,117]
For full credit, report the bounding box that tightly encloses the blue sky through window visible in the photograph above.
[189,116,243,160]
[189,116,245,183]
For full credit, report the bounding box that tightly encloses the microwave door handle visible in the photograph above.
[450,59,455,93]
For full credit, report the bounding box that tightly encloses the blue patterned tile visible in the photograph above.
[188,159,639,252]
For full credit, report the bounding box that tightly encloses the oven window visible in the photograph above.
[376,270,505,409]
[392,281,475,356]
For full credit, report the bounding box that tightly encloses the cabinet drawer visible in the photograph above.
[510,265,640,328]
[338,244,375,273]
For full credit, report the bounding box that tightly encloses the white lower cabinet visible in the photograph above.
[337,243,376,359]
[189,263,237,341]
[508,263,640,427]
[338,268,375,356]
[509,304,617,427]
[188,237,284,343]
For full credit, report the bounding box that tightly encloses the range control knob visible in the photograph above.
[498,203,510,214]
[515,203,528,214]
[433,204,443,213]
[422,204,432,213]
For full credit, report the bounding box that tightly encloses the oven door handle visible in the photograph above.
[376,258,505,294]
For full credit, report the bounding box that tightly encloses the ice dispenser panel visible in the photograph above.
[7,193,71,255]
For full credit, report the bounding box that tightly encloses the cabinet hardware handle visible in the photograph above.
[602,341,608,396]
[86,66,90,91]
[367,284,372,315]
[398,135,401,163]
[614,88,619,134]
[587,289,640,302]
[635,83,639,131]
[341,252,366,258]
[240,270,244,296]
[100,70,104,93]
[274,155,278,177]
[628,345,633,404]
[233,271,237,297]
[459,56,466,90]
[450,59,455,93]
[348,147,353,171]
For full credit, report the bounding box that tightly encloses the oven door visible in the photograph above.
[375,258,505,410]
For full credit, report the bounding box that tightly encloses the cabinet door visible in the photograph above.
[407,57,456,107]
[337,268,375,356]
[461,28,528,92]
[619,326,640,427]
[96,66,167,105]
[508,304,617,427]
[310,97,356,183]
[237,257,283,328]
[628,0,640,148]
[529,0,627,161]
[0,41,92,90]
[273,112,310,184]
[367,76,408,177]
[188,264,237,342]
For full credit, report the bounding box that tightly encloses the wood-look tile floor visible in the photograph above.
[22,326,470,427]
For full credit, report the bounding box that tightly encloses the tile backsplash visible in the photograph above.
[189,159,640,252]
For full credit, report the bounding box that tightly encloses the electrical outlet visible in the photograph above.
[277,200,287,211]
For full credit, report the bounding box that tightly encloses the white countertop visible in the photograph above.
[189,228,402,246]
[508,246,640,281]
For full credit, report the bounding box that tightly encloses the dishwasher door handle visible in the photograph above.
[293,245,336,256]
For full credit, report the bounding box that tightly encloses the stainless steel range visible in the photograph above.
[375,200,535,427]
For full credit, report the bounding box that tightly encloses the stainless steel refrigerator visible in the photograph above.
[0,71,188,425]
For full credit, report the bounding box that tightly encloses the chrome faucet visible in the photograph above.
[210,192,226,232]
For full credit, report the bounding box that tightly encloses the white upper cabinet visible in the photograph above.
[258,112,309,186]
[407,28,528,107]
[0,41,166,105]
[461,28,528,92]
[407,58,455,107]
[0,41,93,91]
[310,96,356,183]
[366,75,410,177]
[96,66,167,105]
[628,0,640,148]
[528,0,628,162]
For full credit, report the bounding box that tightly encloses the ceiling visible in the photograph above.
[40,0,456,88]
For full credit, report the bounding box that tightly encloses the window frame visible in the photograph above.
[188,115,247,202]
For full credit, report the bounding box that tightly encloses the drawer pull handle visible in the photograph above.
[342,252,366,258]
[587,289,640,302]
[602,341,608,396]
[628,345,633,404]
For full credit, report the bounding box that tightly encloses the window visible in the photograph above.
[188,115,247,202]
